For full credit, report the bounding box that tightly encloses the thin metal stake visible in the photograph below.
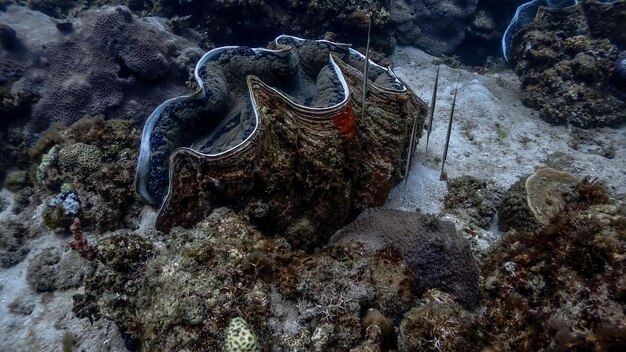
[440,86,457,181]
[425,65,440,155]
[404,94,420,185]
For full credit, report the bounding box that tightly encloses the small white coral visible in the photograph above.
[225,317,260,352]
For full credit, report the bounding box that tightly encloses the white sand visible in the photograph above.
[385,46,625,240]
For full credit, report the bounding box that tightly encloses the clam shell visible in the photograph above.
[135,35,427,241]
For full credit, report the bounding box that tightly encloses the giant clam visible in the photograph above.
[136,35,427,245]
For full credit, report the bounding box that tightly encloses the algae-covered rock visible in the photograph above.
[26,247,96,292]
[482,178,625,350]
[444,176,501,228]
[509,0,626,127]
[0,219,30,268]
[3,170,29,192]
[75,206,485,351]
[398,290,476,352]
[37,116,140,231]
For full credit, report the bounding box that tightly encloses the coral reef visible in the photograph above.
[498,167,579,232]
[508,0,626,127]
[330,208,480,309]
[481,178,625,350]
[391,0,479,55]
[0,5,202,139]
[137,35,426,246]
[37,116,141,232]
[72,205,489,351]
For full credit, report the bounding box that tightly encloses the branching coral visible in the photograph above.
[68,218,97,261]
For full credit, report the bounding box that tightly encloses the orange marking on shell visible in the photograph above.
[332,103,357,139]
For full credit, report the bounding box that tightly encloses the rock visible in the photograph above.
[391,0,478,55]
[330,208,481,309]
[508,0,626,127]
[3,170,28,192]
[0,22,17,48]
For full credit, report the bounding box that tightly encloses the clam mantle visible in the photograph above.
[135,35,427,244]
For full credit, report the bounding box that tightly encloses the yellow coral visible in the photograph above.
[525,167,579,225]
[58,142,102,171]
[225,317,260,352]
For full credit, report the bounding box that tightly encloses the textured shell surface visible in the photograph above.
[135,35,427,242]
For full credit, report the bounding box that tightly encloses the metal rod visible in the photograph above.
[440,86,457,181]
[425,65,440,155]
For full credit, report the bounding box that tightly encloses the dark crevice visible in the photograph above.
[115,56,133,79]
